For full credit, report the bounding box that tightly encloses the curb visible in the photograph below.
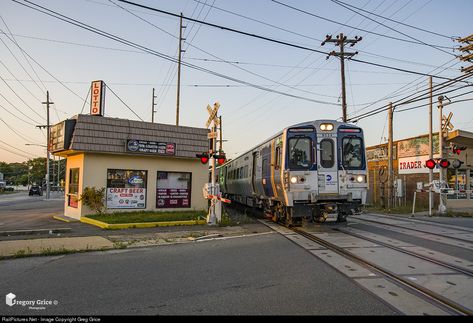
[0,228,72,237]
[80,217,207,229]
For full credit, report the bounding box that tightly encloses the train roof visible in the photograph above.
[220,120,362,167]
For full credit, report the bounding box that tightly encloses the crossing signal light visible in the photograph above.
[451,145,467,155]
[425,159,436,169]
[196,153,209,164]
[438,159,450,168]
[451,159,464,169]
[214,154,226,165]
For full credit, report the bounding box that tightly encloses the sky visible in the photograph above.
[0,0,472,163]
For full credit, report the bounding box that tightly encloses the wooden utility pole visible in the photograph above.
[438,96,447,214]
[387,102,393,210]
[176,13,186,126]
[428,76,433,216]
[322,33,362,122]
[151,87,157,123]
[219,116,223,152]
[456,34,473,74]
[41,91,53,200]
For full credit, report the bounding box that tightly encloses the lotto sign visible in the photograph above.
[90,80,105,116]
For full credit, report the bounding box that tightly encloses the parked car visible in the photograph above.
[29,185,43,196]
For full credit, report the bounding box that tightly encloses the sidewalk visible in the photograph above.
[0,222,272,259]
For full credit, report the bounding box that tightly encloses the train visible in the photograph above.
[217,120,368,225]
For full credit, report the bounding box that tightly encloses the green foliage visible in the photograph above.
[88,210,206,224]
[79,187,106,215]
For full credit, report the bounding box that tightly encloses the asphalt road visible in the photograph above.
[0,233,399,315]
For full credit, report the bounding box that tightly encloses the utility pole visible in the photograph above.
[322,33,362,122]
[39,91,53,200]
[428,76,433,216]
[387,102,393,210]
[219,116,223,153]
[438,95,447,214]
[456,34,473,74]
[176,13,186,126]
[151,87,157,123]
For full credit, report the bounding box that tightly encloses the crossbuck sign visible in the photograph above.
[206,102,220,128]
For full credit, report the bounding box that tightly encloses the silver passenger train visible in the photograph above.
[217,120,367,225]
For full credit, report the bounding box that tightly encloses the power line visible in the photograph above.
[329,0,455,57]
[105,84,144,121]
[13,0,342,106]
[330,0,455,40]
[0,117,40,143]
[271,0,453,51]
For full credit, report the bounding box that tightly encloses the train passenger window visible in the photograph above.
[288,137,312,170]
[320,139,334,168]
[275,146,281,170]
[342,137,363,169]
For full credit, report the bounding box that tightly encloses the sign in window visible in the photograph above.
[106,169,147,209]
[156,171,191,208]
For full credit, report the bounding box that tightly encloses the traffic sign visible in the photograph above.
[207,131,218,139]
[442,112,453,132]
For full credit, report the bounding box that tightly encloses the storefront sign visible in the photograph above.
[126,140,176,155]
[90,80,105,116]
[156,171,191,209]
[398,155,440,174]
[156,189,190,208]
[106,187,146,209]
[397,134,439,158]
[107,169,147,209]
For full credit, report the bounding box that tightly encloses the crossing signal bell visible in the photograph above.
[196,153,209,164]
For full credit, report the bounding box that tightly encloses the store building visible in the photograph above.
[366,129,473,210]
[50,114,209,219]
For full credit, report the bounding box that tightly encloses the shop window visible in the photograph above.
[106,169,147,209]
[156,171,192,208]
[68,168,79,208]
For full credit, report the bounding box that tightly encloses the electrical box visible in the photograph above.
[395,179,404,197]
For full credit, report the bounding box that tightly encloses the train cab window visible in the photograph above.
[288,137,312,170]
[320,139,334,168]
[342,137,363,169]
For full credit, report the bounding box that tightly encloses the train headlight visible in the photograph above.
[356,175,365,183]
[320,123,334,131]
[290,176,298,184]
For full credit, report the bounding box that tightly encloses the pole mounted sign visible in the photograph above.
[90,80,105,116]
[206,103,220,128]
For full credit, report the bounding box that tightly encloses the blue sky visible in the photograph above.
[1,0,472,163]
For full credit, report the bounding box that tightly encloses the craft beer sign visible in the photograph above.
[90,80,105,116]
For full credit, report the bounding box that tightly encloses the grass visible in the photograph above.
[364,204,428,214]
[87,210,207,224]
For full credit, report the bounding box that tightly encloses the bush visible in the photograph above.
[79,187,106,215]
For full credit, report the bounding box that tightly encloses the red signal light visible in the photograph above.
[425,159,436,169]
[439,159,450,168]
[217,157,226,165]
[196,153,209,164]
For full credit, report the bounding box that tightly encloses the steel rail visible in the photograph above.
[291,227,472,316]
[351,216,473,245]
[334,227,473,277]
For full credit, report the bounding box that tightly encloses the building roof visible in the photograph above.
[54,114,209,159]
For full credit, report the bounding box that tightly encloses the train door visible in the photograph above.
[272,137,284,200]
[317,137,338,194]
[252,151,264,196]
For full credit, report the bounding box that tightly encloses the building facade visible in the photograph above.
[366,130,473,210]
[50,114,209,219]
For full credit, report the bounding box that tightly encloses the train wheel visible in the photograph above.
[284,207,294,227]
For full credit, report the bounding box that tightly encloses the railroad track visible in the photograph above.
[351,215,473,245]
[290,226,472,316]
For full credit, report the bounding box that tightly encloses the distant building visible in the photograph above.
[366,129,473,210]
[50,114,209,220]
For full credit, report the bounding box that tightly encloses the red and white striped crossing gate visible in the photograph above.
[207,194,232,204]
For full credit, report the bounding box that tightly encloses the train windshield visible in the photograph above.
[342,137,363,169]
[288,137,312,170]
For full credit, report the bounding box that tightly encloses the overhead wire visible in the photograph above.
[13,0,342,106]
